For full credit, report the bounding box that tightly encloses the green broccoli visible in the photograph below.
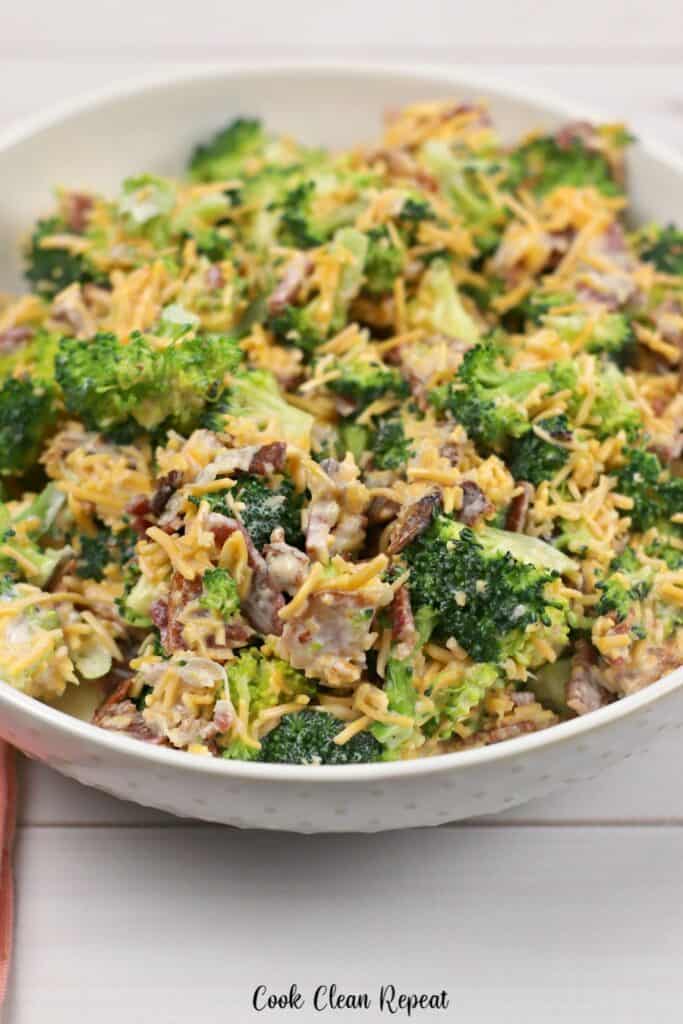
[637,223,683,275]
[327,358,409,413]
[268,304,324,355]
[431,662,502,739]
[277,181,323,249]
[0,376,57,476]
[507,131,625,197]
[260,709,382,764]
[0,484,70,587]
[614,448,683,534]
[431,339,575,453]
[116,565,166,629]
[0,328,60,383]
[531,300,635,363]
[197,473,304,550]
[199,567,240,619]
[403,516,576,665]
[396,196,438,245]
[223,649,315,755]
[55,329,242,437]
[363,226,405,295]
[206,368,313,449]
[188,118,268,182]
[269,227,368,353]
[119,174,176,245]
[509,415,571,485]
[74,524,136,582]
[24,216,104,299]
[369,416,414,471]
[409,259,480,345]
[419,142,508,255]
[587,362,642,440]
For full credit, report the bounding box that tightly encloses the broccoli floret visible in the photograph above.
[260,709,382,765]
[0,328,60,383]
[432,340,574,453]
[370,416,414,471]
[116,565,164,628]
[269,304,324,355]
[509,415,571,485]
[637,224,683,275]
[207,368,313,449]
[363,226,405,295]
[337,423,369,463]
[199,567,240,619]
[269,228,368,353]
[396,196,438,244]
[188,118,268,182]
[403,516,576,665]
[76,531,112,582]
[409,259,480,345]
[119,175,176,246]
[327,358,408,413]
[0,376,57,476]
[277,181,322,249]
[199,474,304,550]
[55,330,242,437]
[419,142,508,255]
[614,448,683,533]
[24,216,104,298]
[0,484,70,588]
[588,362,642,440]
[534,302,636,363]
[431,662,502,738]
[507,131,624,196]
[224,650,315,753]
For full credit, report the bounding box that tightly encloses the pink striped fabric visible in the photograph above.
[0,743,15,1005]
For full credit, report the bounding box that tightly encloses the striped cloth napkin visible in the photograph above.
[0,743,15,1006]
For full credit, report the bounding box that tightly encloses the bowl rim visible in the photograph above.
[1,59,682,783]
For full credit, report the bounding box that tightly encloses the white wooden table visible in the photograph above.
[2,5,683,1019]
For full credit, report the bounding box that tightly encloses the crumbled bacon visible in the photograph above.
[566,639,613,715]
[391,585,417,659]
[64,192,94,234]
[459,480,492,526]
[0,325,33,350]
[267,253,313,314]
[150,470,183,518]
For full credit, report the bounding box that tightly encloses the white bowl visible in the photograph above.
[1,63,682,832]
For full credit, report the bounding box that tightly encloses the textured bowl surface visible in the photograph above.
[1,63,682,831]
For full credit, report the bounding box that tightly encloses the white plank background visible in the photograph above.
[2,3,683,1019]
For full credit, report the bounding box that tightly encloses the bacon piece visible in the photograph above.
[64,192,93,234]
[439,441,461,466]
[267,253,313,314]
[505,482,535,533]
[164,573,203,651]
[205,264,225,290]
[459,481,492,527]
[126,493,153,536]
[566,639,613,715]
[248,441,287,475]
[387,490,442,555]
[207,514,284,635]
[264,531,309,595]
[150,470,183,518]
[0,325,33,350]
[391,585,416,659]
[480,721,537,744]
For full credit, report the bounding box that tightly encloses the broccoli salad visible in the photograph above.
[0,100,681,765]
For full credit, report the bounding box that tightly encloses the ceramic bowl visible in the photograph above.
[1,64,682,831]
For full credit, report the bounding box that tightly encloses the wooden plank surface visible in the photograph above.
[8,825,683,1022]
